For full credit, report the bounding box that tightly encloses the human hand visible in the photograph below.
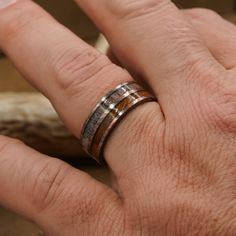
[0,0,236,235]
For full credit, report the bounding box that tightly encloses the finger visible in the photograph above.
[0,1,162,178]
[0,136,121,234]
[0,0,130,132]
[74,0,223,112]
[184,8,236,70]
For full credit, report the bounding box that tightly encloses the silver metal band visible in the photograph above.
[80,82,156,163]
[81,82,142,151]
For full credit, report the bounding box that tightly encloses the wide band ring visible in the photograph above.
[80,81,156,163]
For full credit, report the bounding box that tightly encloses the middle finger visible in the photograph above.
[75,0,224,116]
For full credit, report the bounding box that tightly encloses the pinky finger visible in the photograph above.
[0,136,122,234]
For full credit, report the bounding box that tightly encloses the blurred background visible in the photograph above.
[0,0,236,235]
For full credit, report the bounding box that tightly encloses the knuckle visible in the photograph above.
[185,8,219,21]
[28,159,71,213]
[52,48,113,97]
[180,51,204,74]
[161,31,209,78]
[1,2,44,45]
[179,53,220,87]
[106,0,170,20]
[198,74,236,133]
[209,86,236,133]
[28,158,111,226]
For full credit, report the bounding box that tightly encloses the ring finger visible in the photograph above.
[0,0,162,178]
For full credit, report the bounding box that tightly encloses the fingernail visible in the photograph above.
[0,0,17,9]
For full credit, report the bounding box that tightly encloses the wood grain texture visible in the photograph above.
[0,93,82,156]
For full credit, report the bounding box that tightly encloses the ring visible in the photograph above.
[80,81,156,163]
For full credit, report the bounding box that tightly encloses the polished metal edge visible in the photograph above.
[81,82,141,152]
[95,93,156,162]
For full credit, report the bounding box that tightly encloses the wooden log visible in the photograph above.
[0,93,83,157]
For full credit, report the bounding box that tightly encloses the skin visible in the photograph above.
[0,0,236,235]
